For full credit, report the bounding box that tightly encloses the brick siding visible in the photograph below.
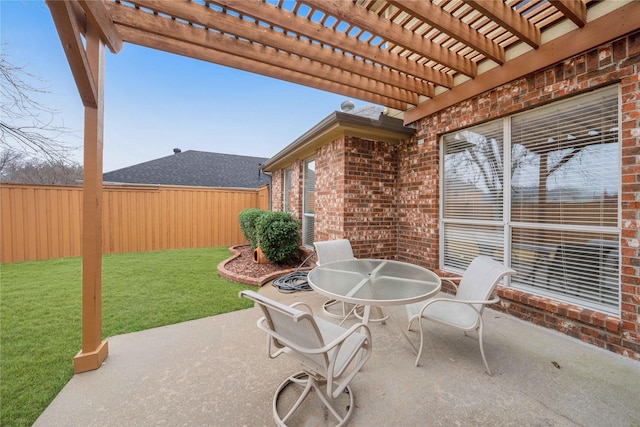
[271,169,284,212]
[314,136,399,258]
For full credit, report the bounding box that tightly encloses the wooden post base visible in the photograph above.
[73,340,109,373]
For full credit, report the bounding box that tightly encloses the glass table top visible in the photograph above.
[308,259,441,306]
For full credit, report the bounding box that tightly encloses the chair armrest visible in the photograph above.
[258,318,371,357]
[438,293,500,307]
[329,322,371,344]
[440,277,461,291]
[317,322,372,355]
[422,291,499,307]
[290,302,313,315]
[417,293,500,318]
[323,322,372,398]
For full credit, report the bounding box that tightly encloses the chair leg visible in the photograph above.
[414,318,426,367]
[274,373,314,426]
[273,371,355,427]
[477,321,492,376]
[323,299,358,321]
[407,315,416,331]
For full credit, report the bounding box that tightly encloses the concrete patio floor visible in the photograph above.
[35,284,640,426]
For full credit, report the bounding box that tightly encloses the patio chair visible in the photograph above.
[314,239,357,320]
[239,290,372,426]
[406,256,516,376]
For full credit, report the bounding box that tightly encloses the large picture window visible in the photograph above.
[441,86,620,315]
[302,159,315,247]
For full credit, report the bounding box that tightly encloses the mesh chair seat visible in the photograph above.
[407,256,516,375]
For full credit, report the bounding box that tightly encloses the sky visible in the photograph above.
[1,0,369,172]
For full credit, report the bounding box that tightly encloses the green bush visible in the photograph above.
[238,208,264,249]
[255,211,300,263]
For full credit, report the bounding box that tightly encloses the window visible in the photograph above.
[302,159,315,247]
[283,168,291,213]
[441,86,620,315]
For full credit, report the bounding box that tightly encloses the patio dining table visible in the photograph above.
[308,259,441,353]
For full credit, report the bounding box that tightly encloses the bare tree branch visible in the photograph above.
[0,49,79,161]
[0,148,82,185]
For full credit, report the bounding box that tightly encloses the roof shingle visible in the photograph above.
[103,151,270,189]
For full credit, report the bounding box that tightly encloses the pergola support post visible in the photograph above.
[73,22,108,374]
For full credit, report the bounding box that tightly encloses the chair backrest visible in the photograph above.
[239,290,329,369]
[313,239,355,266]
[456,256,517,311]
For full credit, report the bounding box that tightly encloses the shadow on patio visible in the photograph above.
[35,285,640,426]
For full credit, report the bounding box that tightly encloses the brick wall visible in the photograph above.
[343,136,398,259]
[314,136,399,258]
[396,139,440,267]
[405,32,640,360]
[271,169,284,212]
[289,160,303,221]
[315,138,347,242]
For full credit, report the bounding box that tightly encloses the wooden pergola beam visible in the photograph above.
[212,0,451,88]
[303,0,477,77]
[116,25,410,110]
[46,0,98,108]
[549,0,587,28]
[112,6,415,106]
[117,1,430,98]
[78,0,123,53]
[464,0,541,49]
[388,0,505,65]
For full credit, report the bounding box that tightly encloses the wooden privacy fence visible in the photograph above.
[1,183,270,264]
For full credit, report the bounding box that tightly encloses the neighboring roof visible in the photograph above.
[103,150,269,189]
[261,105,415,172]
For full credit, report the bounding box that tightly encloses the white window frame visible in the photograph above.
[440,86,621,316]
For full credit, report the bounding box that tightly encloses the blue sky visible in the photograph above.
[1,1,368,172]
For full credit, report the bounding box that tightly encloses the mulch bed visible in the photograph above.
[218,245,315,286]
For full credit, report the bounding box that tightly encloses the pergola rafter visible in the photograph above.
[388,0,505,65]
[112,1,426,104]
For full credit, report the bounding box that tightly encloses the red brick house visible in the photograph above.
[262,32,640,361]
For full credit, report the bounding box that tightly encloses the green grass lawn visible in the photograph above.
[0,247,254,427]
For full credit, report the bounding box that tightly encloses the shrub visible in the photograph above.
[238,208,264,249]
[255,211,300,263]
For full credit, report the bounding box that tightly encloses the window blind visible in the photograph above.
[442,223,504,270]
[511,88,618,227]
[510,87,619,313]
[442,120,504,222]
[510,227,619,311]
[441,86,620,315]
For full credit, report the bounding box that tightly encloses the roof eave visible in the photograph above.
[261,111,415,172]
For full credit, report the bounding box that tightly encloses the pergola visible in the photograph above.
[45,0,640,373]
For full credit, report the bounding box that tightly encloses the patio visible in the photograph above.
[35,284,640,426]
